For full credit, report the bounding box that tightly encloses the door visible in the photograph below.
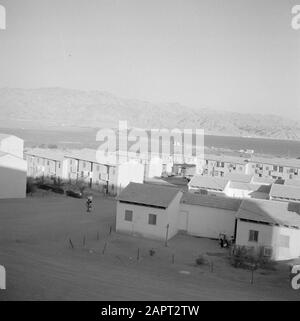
[178,210,189,231]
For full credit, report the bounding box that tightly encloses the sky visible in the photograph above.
[0,0,299,119]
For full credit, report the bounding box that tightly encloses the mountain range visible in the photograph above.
[0,87,299,140]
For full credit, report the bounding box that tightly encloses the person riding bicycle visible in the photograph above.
[86,195,93,213]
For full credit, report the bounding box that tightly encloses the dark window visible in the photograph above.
[279,166,283,173]
[148,214,157,225]
[249,230,259,242]
[124,210,133,222]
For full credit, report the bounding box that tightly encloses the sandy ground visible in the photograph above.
[0,192,299,301]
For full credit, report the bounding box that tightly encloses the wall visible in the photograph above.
[235,220,300,261]
[116,162,144,195]
[116,202,169,240]
[0,136,24,158]
[165,191,183,239]
[180,203,236,239]
[0,154,27,199]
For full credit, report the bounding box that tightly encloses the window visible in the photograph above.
[83,162,86,169]
[273,165,278,171]
[279,234,290,248]
[249,230,259,242]
[279,166,283,173]
[124,210,133,222]
[148,214,157,225]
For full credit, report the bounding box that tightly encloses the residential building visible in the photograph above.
[25,149,68,182]
[188,175,229,196]
[235,199,300,260]
[179,193,241,239]
[116,182,182,241]
[0,134,27,199]
[0,134,24,158]
[224,182,271,200]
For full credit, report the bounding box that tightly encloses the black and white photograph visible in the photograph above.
[0,0,300,308]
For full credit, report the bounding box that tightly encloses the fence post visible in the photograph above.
[102,242,107,255]
[69,238,74,249]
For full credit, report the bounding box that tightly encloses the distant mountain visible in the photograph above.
[0,87,300,140]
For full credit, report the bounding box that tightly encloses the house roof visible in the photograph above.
[249,156,300,169]
[118,182,181,209]
[181,192,242,211]
[188,175,229,191]
[65,149,117,166]
[0,133,22,142]
[25,149,65,162]
[251,176,274,185]
[204,154,248,165]
[270,184,300,201]
[236,199,300,228]
[229,181,271,193]
[0,133,11,140]
[284,179,300,187]
[224,173,253,183]
[144,178,178,187]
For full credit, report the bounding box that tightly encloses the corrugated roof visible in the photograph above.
[236,199,300,228]
[189,175,229,191]
[224,173,253,183]
[270,184,300,201]
[118,182,181,209]
[181,192,241,211]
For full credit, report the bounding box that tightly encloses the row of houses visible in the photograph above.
[188,173,300,202]
[197,154,300,181]
[25,149,146,195]
[116,182,300,261]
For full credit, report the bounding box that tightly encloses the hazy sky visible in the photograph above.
[0,0,299,119]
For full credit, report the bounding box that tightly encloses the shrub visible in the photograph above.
[195,255,206,266]
[230,245,276,270]
[26,178,37,194]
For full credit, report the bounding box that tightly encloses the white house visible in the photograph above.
[235,199,300,261]
[0,133,27,199]
[179,193,242,239]
[116,182,182,241]
[0,134,24,158]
